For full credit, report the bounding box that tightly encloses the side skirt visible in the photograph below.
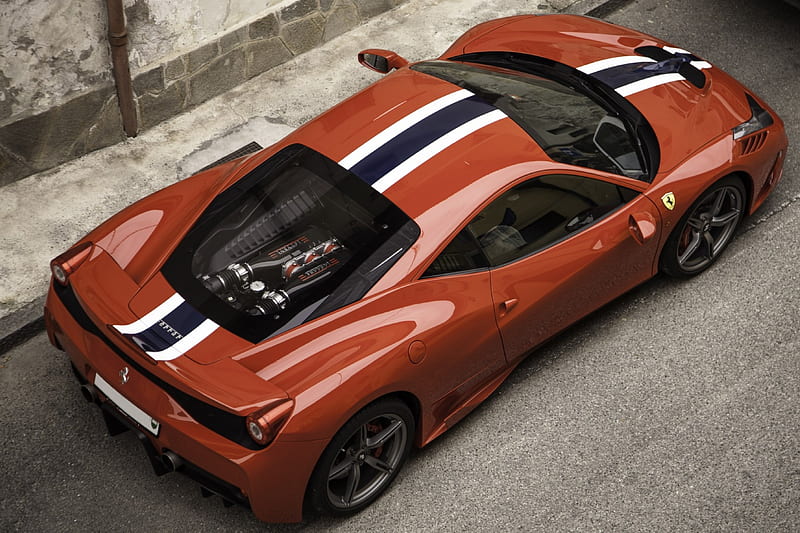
[421,363,519,447]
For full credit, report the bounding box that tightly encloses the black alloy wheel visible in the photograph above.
[307,398,414,516]
[661,175,746,277]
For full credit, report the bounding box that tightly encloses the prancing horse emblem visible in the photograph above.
[661,192,676,210]
[119,366,130,385]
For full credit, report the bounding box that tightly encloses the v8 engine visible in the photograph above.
[200,226,350,317]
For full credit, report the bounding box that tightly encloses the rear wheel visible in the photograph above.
[660,175,746,277]
[307,399,414,516]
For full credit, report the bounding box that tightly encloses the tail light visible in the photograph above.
[246,398,294,446]
[50,242,93,285]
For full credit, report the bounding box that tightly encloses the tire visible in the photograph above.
[306,398,414,517]
[660,175,746,277]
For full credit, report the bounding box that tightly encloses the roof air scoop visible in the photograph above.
[635,45,708,89]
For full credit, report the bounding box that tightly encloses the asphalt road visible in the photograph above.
[2,0,798,531]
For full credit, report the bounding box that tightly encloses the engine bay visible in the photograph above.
[200,225,351,317]
[163,144,419,343]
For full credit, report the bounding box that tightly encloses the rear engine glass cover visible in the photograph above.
[163,144,419,343]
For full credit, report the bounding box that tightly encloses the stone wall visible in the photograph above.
[0,0,405,187]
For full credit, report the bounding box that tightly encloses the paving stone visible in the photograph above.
[164,57,186,81]
[186,40,220,73]
[323,3,360,41]
[248,13,280,40]
[138,81,187,130]
[548,0,582,10]
[220,26,249,53]
[71,95,127,157]
[280,0,320,23]
[0,144,34,187]
[245,38,293,78]
[188,48,246,106]
[353,0,398,19]
[0,88,111,173]
[280,14,325,56]
[132,66,165,96]
[83,94,127,150]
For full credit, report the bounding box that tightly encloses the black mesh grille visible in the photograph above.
[198,142,263,173]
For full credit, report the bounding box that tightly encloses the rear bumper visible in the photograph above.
[44,281,326,523]
[84,375,251,507]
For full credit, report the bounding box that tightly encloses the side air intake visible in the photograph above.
[739,131,768,156]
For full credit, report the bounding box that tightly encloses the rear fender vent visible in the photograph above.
[739,131,768,155]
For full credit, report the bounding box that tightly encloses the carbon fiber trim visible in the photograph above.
[197,142,263,173]
[98,399,250,507]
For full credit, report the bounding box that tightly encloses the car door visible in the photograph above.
[413,229,507,417]
[465,172,661,363]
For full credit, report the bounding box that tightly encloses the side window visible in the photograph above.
[423,228,488,277]
[468,174,637,266]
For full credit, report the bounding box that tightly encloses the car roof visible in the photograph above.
[287,67,549,220]
[279,15,752,225]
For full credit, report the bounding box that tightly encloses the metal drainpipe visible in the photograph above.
[106,0,138,137]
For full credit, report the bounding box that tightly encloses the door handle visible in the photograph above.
[498,298,518,318]
[628,213,656,245]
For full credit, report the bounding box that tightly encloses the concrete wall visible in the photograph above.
[0,0,405,186]
[0,0,292,124]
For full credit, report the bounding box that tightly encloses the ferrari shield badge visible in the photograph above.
[661,192,676,210]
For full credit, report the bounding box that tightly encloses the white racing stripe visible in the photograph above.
[616,73,685,97]
[691,60,712,70]
[662,45,691,55]
[94,372,160,436]
[339,89,474,169]
[371,109,507,193]
[113,292,184,335]
[577,55,655,74]
[145,319,220,361]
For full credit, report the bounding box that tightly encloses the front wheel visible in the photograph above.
[660,175,746,277]
[306,399,414,517]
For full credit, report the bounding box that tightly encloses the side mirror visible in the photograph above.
[358,49,409,74]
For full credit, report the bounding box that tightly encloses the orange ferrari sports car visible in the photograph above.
[44,15,786,523]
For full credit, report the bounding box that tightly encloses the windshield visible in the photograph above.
[163,144,419,343]
[412,59,647,179]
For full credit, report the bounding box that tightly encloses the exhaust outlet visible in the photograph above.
[80,384,99,404]
[161,450,184,472]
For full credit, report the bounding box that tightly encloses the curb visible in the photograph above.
[579,0,636,17]
[0,296,46,355]
[0,0,632,357]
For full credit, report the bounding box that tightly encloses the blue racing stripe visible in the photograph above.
[590,61,669,89]
[124,301,206,353]
[350,94,496,184]
[160,301,206,336]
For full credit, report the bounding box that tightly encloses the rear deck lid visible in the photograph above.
[121,273,252,365]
